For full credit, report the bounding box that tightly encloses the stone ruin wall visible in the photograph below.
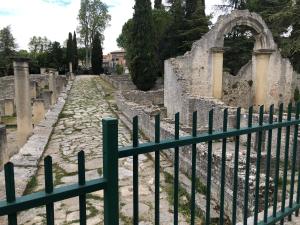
[0,74,67,117]
[164,10,299,122]
[115,88,279,222]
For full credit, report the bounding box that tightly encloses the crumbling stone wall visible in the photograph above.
[164,10,299,123]
[115,90,273,222]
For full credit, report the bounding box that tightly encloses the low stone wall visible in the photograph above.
[122,89,164,106]
[0,125,7,170]
[99,74,164,91]
[115,90,273,222]
[0,81,73,202]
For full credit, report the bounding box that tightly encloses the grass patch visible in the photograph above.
[119,212,133,225]
[24,176,38,195]
[1,116,16,125]
[97,167,103,176]
[163,171,205,224]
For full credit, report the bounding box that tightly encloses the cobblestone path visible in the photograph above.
[18,76,189,225]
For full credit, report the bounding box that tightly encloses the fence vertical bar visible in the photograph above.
[191,111,197,225]
[243,106,253,225]
[78,151,86,225]
[44,156,54,225]
[281,103,292,225]
[264,105,274,223]
[133,116,139,225]
[219,108,228,225]
[232,107,241,225]
[103,118,119,225]
[4,162,17,225]
[289,102,300,220]
[155,114,160,225]
[205,109,213,225]
[273,103,284,217]
[254,105,264,225]
[174,112,180,225]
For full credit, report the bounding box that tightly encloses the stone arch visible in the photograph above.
[213,10,276,50]
[164,10,294,124]
[208,10,276,106]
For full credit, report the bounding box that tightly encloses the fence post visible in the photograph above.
[103,118,119,225]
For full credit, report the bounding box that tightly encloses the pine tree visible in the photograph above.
[73,31,78,72]
[91,32,103,75]
[66,32,73,70]
[129,0,158,91]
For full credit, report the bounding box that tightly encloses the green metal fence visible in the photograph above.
[1,103,300,225]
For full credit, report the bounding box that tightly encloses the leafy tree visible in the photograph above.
[73,31,79,72]
[78,0,111,67]
[220,0,296,74]
[0,26,16,76]
[117,19,133,50]
[28,36,50,54]
[91,32,103,74]
[116,64,124,75]
[223,26,255,75]
[48,41,63,71]
[129,0,158,91]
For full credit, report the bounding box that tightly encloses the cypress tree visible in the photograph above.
[180,0,209,53]
[160,0,185,59]
[73,31,78,72]
[130,0,158,91]
[154,0,162,9]
[66,32,73,69]
[185,0,197,18]
[91,32,103,75]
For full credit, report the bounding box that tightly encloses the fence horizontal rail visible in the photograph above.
[257,203,300,225]
[119,119,300,158]
[0,178,107,216]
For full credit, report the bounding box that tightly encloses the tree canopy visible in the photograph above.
[0,26,16,76]
[78,0,111,67]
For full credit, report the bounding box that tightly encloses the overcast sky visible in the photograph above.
[0,0,224,54]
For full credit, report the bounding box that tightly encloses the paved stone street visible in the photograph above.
[18,76,191,225]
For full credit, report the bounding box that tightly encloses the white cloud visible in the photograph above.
[0,0,80,50]
[0,0,224,54]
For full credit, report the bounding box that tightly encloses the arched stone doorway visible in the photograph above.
[165,10,295,124]
[210,10,275,107]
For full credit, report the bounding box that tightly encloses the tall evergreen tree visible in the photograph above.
[66,32,73,70]
[91,32,103,74]
[73,31,78,72]
[129,0,158,91]
[154,0,162,9]
[160,0,185,60]
[180,0,209,53]
[185,0,197,18]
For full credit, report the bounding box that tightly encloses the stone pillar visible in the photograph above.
[253,49,274,107]
[30,81,37,99]
[41,90,52,110]
[4,99,15,116]
[48,72,57,105]
[33,99,46,125]
[13,58,33,148]
[69,62,73,73]
[0,125,8,170]
[211,47,224,99]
